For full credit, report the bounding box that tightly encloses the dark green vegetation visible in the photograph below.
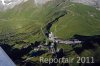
[0,0,100,66]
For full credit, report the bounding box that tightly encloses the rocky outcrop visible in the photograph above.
[0,0,28,11]
[71,0,100,8]
[34,0,52,6]
[0,0,53,11]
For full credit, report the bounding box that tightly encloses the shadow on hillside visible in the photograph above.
[72,34,100,54]
[0,44,32,60]
[0,41,48,65]
[31,50,47,57]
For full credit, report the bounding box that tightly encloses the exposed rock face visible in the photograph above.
[0,0,100,11]
[97,0,100,8]
[0,0,28,11]
[71,0,100,8]
[34,0,52,6]
[71,0,97,6]
[0,0,53,11]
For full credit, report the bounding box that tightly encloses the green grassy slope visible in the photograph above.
[0,0,67,44]
[51,3,100,39]
[0,0,99,47]
[0,0,100,65]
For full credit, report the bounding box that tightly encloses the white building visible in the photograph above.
[49,32,55,42]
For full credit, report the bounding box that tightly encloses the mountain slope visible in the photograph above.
[0,0,67,43]
[0,0,28,11]
[0,0,100,65]
[71,0,100,8]
[51,2,100,39]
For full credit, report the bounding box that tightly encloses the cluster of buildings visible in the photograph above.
[49,32,82,45]
[33,42,59,53]
[33,32,82,54]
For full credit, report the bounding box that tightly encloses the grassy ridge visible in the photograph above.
[51,3,100,39]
